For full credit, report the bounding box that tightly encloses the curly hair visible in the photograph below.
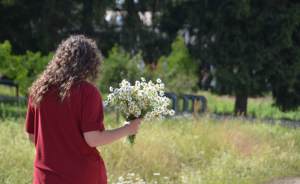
[29,35,102,106]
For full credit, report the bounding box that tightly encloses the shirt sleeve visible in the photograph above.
[80,83,105,133]
[25,97,35,134]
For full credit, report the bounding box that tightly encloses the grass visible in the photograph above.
[1,115,300,184]
[0,102,26,119]
[198,91,300,121]
[0,85,26,119]
[0,85,18,97]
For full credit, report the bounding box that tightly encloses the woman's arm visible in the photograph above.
[83,118,141,147]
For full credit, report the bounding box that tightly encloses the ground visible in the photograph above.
[268,178,300,184]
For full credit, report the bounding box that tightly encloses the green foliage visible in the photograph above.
[98,45,144,93]
[162,35,194,73]
[17,51,52,94]
[153,36,198,93]
[0,41,52,95]
[0,41,20,78]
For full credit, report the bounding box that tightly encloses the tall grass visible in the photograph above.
[1,116,300,184]
[0,102,26,119]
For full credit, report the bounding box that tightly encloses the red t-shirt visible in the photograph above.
[25,81,107,184]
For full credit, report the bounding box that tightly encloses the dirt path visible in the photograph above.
[267,177,300,184]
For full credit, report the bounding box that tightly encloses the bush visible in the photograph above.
[0,41,52,95]
[18,51,53,94]
[0,41,21,79]
[98,45,144,93]
[151,36,199,94]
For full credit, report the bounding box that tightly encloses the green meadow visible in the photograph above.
[1,115,300,184]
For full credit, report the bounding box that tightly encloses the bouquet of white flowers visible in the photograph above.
[105,77,175,144]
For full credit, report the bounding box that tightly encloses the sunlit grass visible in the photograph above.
[0,85,18,97]
[198,91,300,121]
[1,115,300,184]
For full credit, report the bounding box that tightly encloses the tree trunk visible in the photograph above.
[234,93,248,116]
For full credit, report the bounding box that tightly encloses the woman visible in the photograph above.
[25,35,141,184]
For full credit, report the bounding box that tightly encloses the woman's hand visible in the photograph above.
[125,118,142,135]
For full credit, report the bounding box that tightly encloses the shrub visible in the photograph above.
[0,41,20,79]
[152,35,199,94]
[98,45,144,93]
[18,51,53,94]
[0,41,52,95]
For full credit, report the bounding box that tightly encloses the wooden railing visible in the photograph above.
[164,92,207,115]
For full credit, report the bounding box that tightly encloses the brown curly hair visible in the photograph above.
[29,35,102,106]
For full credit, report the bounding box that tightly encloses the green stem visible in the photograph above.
[127,134,136,144]
[126,115,141,145]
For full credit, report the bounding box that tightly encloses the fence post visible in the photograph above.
[165,92,178,113]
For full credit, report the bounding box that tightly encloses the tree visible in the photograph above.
[270,14,300,111]
[1,0,300,115]
[158,0,300,115]
[0,0,113,54]
[106,0,171,63]
[206,0,300,115]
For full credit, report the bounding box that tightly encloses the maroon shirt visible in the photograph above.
[25,81,107,184]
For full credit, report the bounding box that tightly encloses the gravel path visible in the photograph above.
[267,178,300,184]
